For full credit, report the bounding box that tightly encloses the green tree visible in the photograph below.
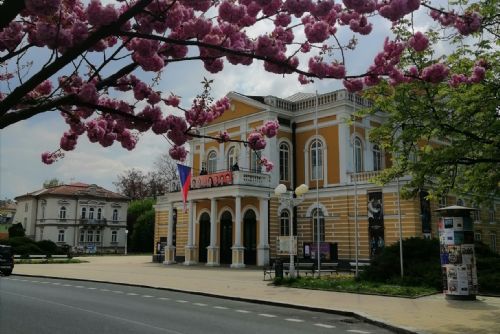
[364,3,499,203]
[8,223,25,238]
[127,199,155,253]
[43,178,63,188]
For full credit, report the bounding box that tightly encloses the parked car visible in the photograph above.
[0,245,14,276]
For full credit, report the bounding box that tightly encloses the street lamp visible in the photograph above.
[125,229,128,256]
[275,183,309,278]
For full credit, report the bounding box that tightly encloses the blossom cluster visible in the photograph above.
[0,0,487,167]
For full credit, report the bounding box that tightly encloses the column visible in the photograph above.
[184,201,197,265]
[231,196,245,268]
[163,202,176,265]
[257,197,270,266]
[338,116,350,184]
[206,198,219,266]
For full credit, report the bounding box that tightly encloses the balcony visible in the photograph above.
[80,218,107,226]
[348,171,382,183]
[166,170,270,193]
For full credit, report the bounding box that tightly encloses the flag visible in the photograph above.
[177,164,191,212]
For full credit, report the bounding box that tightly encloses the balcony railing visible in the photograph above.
[348,171,382,183]
[166,170,270,193]
[80,218,107,226]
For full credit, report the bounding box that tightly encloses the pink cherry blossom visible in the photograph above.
[421,63,450,83]
[247,132,267,150]
[408,32,429,52]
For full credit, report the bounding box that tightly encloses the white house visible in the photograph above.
[14,182,129,254]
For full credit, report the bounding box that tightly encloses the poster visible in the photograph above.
[368,192,384,257]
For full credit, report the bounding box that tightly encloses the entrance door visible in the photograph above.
[219,211,233,264]
[243,210,257,265]
[198,212,210,263]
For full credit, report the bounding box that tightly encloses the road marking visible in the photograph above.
[158,297,170,301]
[126,293,138,296]
[235,309,251,313]
[142,295,154,298]
[314,323,336,329]
[62,284,72,287]
[193,303,207,306]
[40,282,50,284]
[176,300,188,303]
[75,285,85,288]
[285,318,304,322]
[87,287,97,290]
[213,306,228,310]
[52,283,61,285]
[100,289,110,292]
[112,290,124,294]
[347,330,371,334]
[258,314,277,318]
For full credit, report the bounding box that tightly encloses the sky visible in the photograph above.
[0,1,443,200]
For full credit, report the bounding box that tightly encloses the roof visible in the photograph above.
[284,92,316,102]
[15,183,128,201]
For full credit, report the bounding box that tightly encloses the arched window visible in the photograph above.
[250,151,259,173]
[112,209,118,221]
[373,145,382,171]
[279,142,290,181]
[312,208,325,242]
[89,207,95,219]
[227,146,237,171]
[354,137,363,172]
[81,207,86,219]
[280,210,290,236]
[207,150,217,173]
[59,206,66,219]
[310,139,323,180]
[97,208,102,220]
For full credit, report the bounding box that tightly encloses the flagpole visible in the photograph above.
[315,91,320,276]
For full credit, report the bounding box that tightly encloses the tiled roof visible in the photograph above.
[17,183,128,201]
[284,92,316,102]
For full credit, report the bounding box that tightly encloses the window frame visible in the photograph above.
[207,150,217,173]
[58,229,65,242]
[111,231,118,243]
[81,207,86,219]
[280,210,290,236]
[112,209,118,221]
[279,142,290,182]
[312,208,325,242]
[354,137,363,173]
[227,146,237,171]
[310,139,324,180]
[372,144,382,171]
[59,206,66,220]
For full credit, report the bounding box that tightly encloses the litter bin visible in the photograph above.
[274,258,283,279]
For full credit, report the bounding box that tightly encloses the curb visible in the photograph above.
[13,273,420,334]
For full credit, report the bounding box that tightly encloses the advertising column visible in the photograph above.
[436,206,478,300]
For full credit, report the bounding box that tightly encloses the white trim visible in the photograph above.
[278,138,293,183]
[304,135,328,185]
[242,205,259,220]
[305,202,330,217]
[218,206,234,222]
[196,209,211,224]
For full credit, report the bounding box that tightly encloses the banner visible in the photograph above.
[177,164,191,212]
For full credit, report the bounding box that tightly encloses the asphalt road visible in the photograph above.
[0,276,393,334]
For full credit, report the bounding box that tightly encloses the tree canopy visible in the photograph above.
[1,0,496,171]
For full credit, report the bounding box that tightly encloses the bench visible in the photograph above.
[314,262,338,276]
[283,262,315,277]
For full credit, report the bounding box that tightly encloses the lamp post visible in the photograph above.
[275,183,309,278]
[125,229,128,256]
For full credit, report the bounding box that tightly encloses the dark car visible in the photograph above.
[0,245,14,276]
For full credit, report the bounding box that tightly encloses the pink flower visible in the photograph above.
[36,80,53,95]
[260,156,274,172]
[25,0,61,17]
[60,131,78,151]
[260,120,280,138]
[343,78,364,92]
[408,32,429,52]
[164,94,181,107]
[78,83,98,104]
[169,145,188,161]
[247,132,267,150]
[218,131,231,143]
[421,63,450,83]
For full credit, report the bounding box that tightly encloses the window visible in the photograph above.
[354,137,363,172]
[87,230,94,242]
[59,206,66,219]
[25,203,28,212]
[80,230,85,242]
[89,207,94,219]
[207,150,217,173]
[490,234,497,252]
[227,146,237,171]
[310,139,323,180]
[471,204,480,222]
[250,150,260,173]
[312,208,325,242]
[112,209,118,221]
[97,208,102,220]
[96,230,101,242]
[81,207,86,219]
[41,204,46,220]
[280,210,290,236]
[373,145,382,171]
[58,230,65,242]
[488,205,496,223]
[279,143,290,181]
[439,196,447,208]
[111,231,118,243]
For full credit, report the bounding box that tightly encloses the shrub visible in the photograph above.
[15,243,43,257]
[36,240,59,255]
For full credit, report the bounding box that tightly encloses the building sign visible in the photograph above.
[191,171,233,189]
[368,192,385,257]
[276,236,297,255]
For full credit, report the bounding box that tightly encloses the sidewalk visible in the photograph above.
[12,256,500,334]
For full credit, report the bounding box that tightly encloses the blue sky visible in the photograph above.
[0,2,441,200]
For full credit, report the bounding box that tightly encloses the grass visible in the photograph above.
[273,275,439,298]
[15,259,88,264]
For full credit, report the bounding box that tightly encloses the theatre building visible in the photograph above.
[154,89,499,267]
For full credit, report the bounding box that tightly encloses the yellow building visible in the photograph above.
[154,89,499,267]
